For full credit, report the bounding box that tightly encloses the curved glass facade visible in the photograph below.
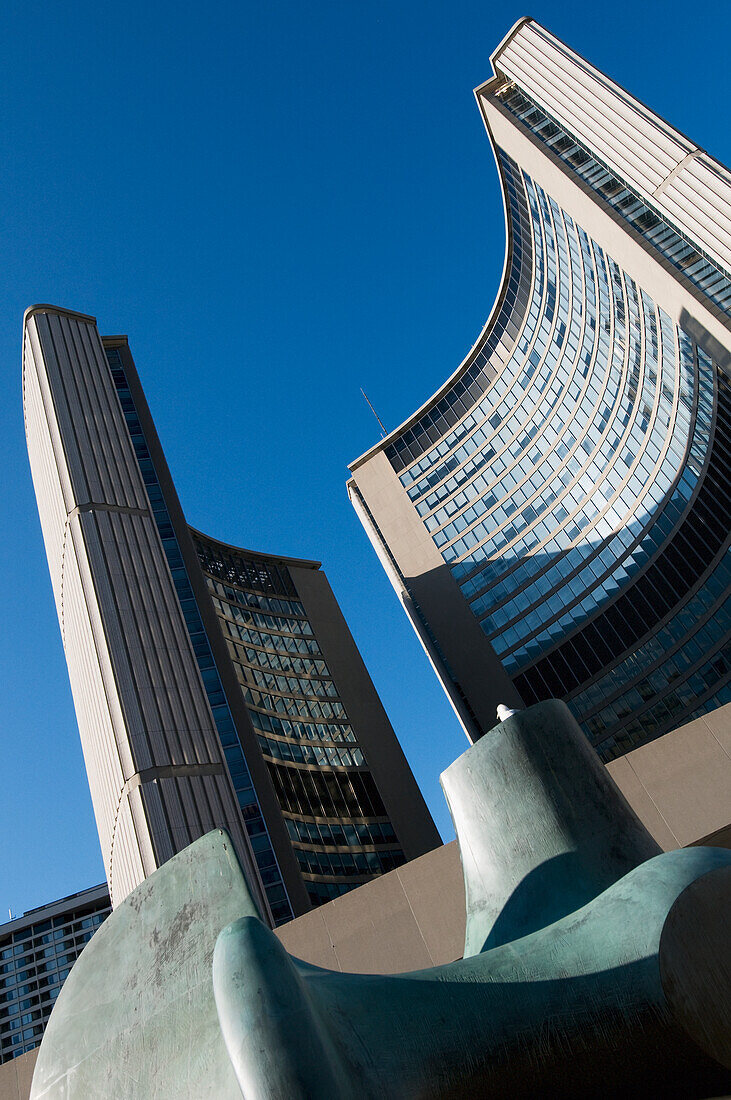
[392,157,731,757]
[350,27,731,761]
[194,536,407,908]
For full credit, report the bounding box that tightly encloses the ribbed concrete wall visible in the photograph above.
[491,20,731,277]
[23,306,264,911]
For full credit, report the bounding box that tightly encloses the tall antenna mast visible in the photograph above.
[360,388,387,438]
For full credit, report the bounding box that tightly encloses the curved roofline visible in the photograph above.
[349,13,730,477]
[188,525,321,571]
[348,102,519,473]
[488,19,720,182]
[475,15,534,96]
[24,304,97,328]
[22,306,99,421]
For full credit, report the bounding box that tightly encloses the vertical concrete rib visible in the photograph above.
[23,306,268,915]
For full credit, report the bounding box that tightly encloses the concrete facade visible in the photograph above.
[24,311,439,924]
[0,1051,37,1100]
[23,308,267,916]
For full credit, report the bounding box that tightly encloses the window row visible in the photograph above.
[205,576,306,621]
[243,686,346,722]
[266,760,387,821]
[234,661,340,703]
[258,734,364,769]
[284,817,398,849]
[211,595,313,638]
[306,881,359,908]
[228,639,329,678]
[223,616,321,655]
[294,846,405,880]
[248,709,356,744]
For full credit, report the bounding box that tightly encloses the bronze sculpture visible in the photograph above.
[30,702,731,1098]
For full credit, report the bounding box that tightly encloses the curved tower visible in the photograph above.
[348,19,731,761]
[24,307,439,919]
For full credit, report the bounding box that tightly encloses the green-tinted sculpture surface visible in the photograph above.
[30,702,731,1098]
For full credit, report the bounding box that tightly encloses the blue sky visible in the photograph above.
[1,0,729,916]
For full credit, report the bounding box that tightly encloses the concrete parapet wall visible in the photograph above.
[277,838,465,973]
[0,1051,37,1100]
[606,703,731,850]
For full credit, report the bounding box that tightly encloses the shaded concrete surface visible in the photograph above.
[277,839,465,973]
[0,1051,37,1100]
[607,702,731,850]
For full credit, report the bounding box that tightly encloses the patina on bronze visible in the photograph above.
[29,702,731,1098]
